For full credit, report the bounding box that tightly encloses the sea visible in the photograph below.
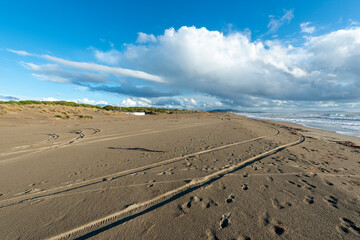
[236,112,360,138]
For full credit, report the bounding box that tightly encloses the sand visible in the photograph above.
[0,105,359,239]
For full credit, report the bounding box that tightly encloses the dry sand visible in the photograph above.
[0,105,359,239]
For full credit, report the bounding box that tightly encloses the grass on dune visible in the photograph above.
[0,100,199,114]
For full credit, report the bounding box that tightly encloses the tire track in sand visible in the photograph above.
[47,133,304,240]
[0,135,268,209]
[0,122,210,163]
[0,128,98,159]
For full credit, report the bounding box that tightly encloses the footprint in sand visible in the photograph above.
[266,176,273,183]
[205,229,219,240]
[287,180,302,188]
[219,213,231,229]
[179,196,203,214]
[300,179,317,190]
[260,213,286,236]
[337,217,360,236]
[225,194,235,203]
[271,198,284,209]
[322,179,334,186]
[324,195,339,209]
[303,195,314,204]
[269,224,285,236]
[258,212,270,226]
[201,198,218,209]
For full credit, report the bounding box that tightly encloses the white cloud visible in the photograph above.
[119,98,151,107]
[120,98,137,107]
[0,94,20,101]
[94,49,121,65]
[42,97,59,101]
[266,10,294,34]
[119,26,360,105]
[300,22,315,34]
[42,55,165,83]
[7,49,32,56]
[12,25,360,110]
[73,98,108,105]
[184,98,197,105]
[137,32,157,44]
[32,73,70,83]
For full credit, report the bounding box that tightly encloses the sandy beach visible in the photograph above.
[0,105,359,239]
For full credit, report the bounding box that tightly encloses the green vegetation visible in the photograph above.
[54,114,70,119]
[3,100,103,109]
[78,114,93,119]
[0,100,197,114]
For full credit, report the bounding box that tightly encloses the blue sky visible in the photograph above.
[1,0,360,111]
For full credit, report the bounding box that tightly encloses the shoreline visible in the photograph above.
[234,112,360,145]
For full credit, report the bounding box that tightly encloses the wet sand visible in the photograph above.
[0,106,359,239]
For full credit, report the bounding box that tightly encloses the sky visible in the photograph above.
[1,0,360,111]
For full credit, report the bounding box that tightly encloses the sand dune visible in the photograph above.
[0,107,359,239]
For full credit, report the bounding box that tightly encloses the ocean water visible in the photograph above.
[237,112,360,138]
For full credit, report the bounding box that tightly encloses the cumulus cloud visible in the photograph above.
[119,26,360,106]
[73,98,108,106]
[42,97,59,101]
[94,49,121,65]
[120,97,152,107]
[10,25,360,110]
[137,32,157,43]
[300,22,315,34]
[184,98,197,105]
